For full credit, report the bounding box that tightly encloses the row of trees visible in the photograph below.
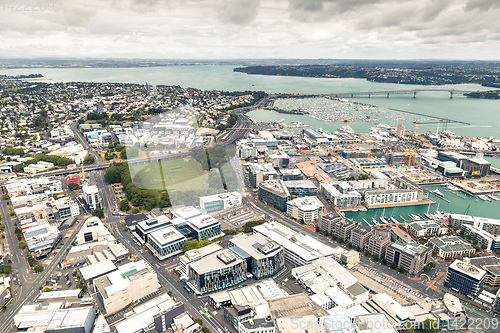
[104,163,171,211]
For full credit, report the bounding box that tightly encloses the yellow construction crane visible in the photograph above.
[82,163,85,181]
[404,149,417,167]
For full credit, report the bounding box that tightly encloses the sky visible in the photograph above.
[1,0,500,60]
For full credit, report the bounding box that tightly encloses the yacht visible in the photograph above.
[432,189,445,198]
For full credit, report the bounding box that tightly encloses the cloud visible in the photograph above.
[0,0,500,59]
[215,0,261,25]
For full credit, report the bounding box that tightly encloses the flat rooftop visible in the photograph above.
[268,293,328,319]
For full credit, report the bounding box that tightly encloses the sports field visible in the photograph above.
[130,157,208,190]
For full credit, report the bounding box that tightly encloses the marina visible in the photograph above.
[345,184,500,227]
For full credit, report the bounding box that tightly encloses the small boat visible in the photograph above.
[424,213,433,219]
[478,195,490,201]
[390,217,399,224]
[380,217,388,224]
[372,217,379,225]
[360,207,368,212]
[432,189,445,198]
[352,209,359,212]
[488,195,500,201]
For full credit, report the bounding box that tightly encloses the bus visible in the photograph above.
[183,285,192,293]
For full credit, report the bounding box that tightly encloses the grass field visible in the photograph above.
[130,157,208,190]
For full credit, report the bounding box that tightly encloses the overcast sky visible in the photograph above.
[1,0,500,59]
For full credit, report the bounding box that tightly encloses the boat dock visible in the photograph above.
[445,190,466,199]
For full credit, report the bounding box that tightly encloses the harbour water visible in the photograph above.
[3,65,500,221]
[2,65,499,137]
[345,184,500,227]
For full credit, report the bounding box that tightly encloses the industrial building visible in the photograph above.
[253,221,336,266]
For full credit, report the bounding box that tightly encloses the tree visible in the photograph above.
[429,262,436,268]
[43,287,52,292]
[202,327,210,333]
[92,208,104,219]
[481,244,487,250]
[398,267,406,274]
[381,258,387,265]
[182,240,199,252]
[359,173,369,180]
[422,318,439,333]
[119,200,131,212]
[19,241,26,249]
[132,207,140,214]
[390,262,398,269]
[68,183,81,191]
[0,265,11,274]
[288,274,293,279]
[194,318,203,326]
[83,156,95,165]
[2,194,8,200]
[10,211,14,216]
[373,255,379,262]
[0,224,4,231]
[167,290,173,296]
[33,264,44,273]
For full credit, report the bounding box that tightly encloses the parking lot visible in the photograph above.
[351,264,427,304]
[44,265,80,291]
[215,204,264,231]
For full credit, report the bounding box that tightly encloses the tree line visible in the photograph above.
[104,163,171,211]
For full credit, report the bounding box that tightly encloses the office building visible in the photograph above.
[334,219,357,243]
[135,216,172,243]
[385,242,431,276]
[318,212,344,235]
[286,196,324,223]
[427,236,475,259]
[76,217,115,245]
[320,182,362,208]
[283,180,318,197]
[229,233,284,280]
[367,229,391,259]
[468,256,500,291]
[444,259,486,298]
[390,227,414,244]
[279,168,304,181]
[179,243,223,279]
[147,226,187,260]
[265,150,290,169]
[248,163,278,188]
[82,184,101,211]
[95,260,158,315]
[462,224,500,253]
[258,179,290,212]
[237,140,258,159]
[396,124,405,137]
[186,249,248,294]
[350,224,372,251]
[199,192,242,213]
